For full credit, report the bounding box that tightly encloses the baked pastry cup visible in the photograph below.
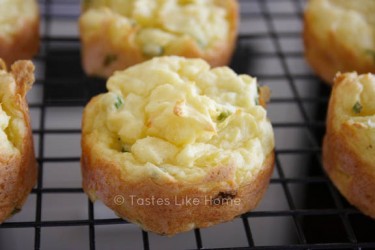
[323,72,375,219]
[79,0,238,78]
[0,0,40,65]
[304,0,375,84]
[0,59,37,222]
[81,56,275,235]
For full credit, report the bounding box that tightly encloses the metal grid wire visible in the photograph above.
[1,0,375,249]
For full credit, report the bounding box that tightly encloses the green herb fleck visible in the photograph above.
[352,101,362,114]
[365,49,375,64]
[217,110,232,122]
[103,54,118,67]
[114,96,124,109]
[255,97,259,105]
[196,39,207,49]
[129,19,137,27]
[11,208,21,216]
[255,85,261,105]
[118,138,129,152]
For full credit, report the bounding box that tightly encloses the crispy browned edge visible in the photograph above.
[0,60,38,222]
[79,0,239,78]
[0,9,40,66]
[81,146,274,235]
[303,2,375,85]
[322,74,375,219]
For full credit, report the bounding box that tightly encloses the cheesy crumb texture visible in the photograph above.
[0,68,19,154]
[84,57,274,184]
[81,0,230,54]
[332,73,375,128]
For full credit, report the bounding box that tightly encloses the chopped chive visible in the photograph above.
[129,19,137,27]
[255,97,259,105]
[352,101,362,114]
[217,110,232,122]
[103,54,118,67]
[114,96,124,109]
[11,208,21,215]
[118,138,129,152]
[196,39,207,49]
[255,85,261,105]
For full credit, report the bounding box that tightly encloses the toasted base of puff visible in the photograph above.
[323,133,375,219]
[0,61,37,222]
[0,134,37,222]
[81,150,274,235]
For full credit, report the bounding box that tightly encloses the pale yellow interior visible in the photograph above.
[83,57,275,185]
[0,68,26,155]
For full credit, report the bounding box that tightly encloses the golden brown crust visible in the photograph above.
[81,135,274,235]
[323,72,375,219]
[80,0,239,78]
[0,60,37,222]
[303,0,375,84]
[0,15,40,66]
[323,133,375,219]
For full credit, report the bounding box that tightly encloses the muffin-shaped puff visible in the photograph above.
[79,0,238,78]
[0,59,37,222]
[81,56,275,235]
[0,0,40,65]
[304,0,375,84]
[323,72,375,219]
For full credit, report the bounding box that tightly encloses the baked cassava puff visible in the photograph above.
[0,0,40,65]
[323,72,375,219]
[304,0,375,84]
[79,0,239,78]
[0,59,37,222]
[81,56,275,235]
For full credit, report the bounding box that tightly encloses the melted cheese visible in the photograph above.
[84,57,274,184]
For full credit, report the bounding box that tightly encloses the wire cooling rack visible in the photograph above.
[1,0,375,249]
